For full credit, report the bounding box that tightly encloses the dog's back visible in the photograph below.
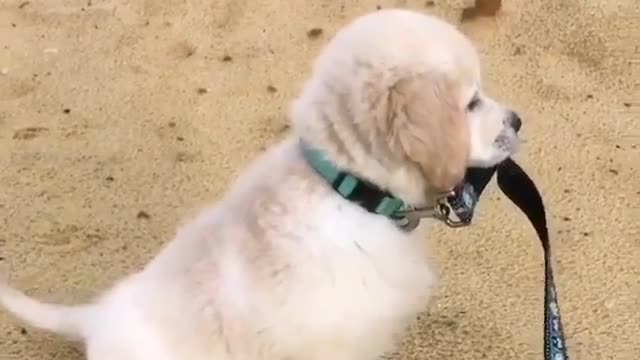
[0,137,436,360]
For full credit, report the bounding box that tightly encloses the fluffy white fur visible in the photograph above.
[0,9,520,360]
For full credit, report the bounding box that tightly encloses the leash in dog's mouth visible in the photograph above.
[302,142,570,360]
[393,166,496,231]
[395,160,571,360]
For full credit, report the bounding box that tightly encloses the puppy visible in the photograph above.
[0,9,521,360]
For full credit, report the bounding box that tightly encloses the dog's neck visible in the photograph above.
[295,130,435,210]
[301,141,409,219]
[297,135,446,226]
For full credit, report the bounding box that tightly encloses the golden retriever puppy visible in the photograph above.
[0,9,521,360]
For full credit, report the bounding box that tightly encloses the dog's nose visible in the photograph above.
[509,112,522,133]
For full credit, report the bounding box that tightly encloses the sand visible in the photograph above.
[0,0,638,359]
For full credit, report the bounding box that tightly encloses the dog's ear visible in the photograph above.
[384,73,470,193]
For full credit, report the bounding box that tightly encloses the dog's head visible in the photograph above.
[291,9,521,207]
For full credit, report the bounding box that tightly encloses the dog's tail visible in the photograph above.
[0,263,93,340]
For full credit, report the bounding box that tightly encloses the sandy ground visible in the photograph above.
[0,0,638,359]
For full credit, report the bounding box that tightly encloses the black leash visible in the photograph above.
[457,158,570,360]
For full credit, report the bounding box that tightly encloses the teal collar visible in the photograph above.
[301,142,408,218]
[300,141,487,231]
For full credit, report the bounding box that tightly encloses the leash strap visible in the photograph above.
[495,158,569,360]
[459,159,569,359]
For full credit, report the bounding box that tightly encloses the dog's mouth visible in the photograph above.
[397,123,523,231]
[438,125,522,227]
[495,129,520,156]
[439,122,523,226]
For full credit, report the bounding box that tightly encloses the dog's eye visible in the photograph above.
[466,97,481,112]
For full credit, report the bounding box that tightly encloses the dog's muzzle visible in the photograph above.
[397,113,522,231]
